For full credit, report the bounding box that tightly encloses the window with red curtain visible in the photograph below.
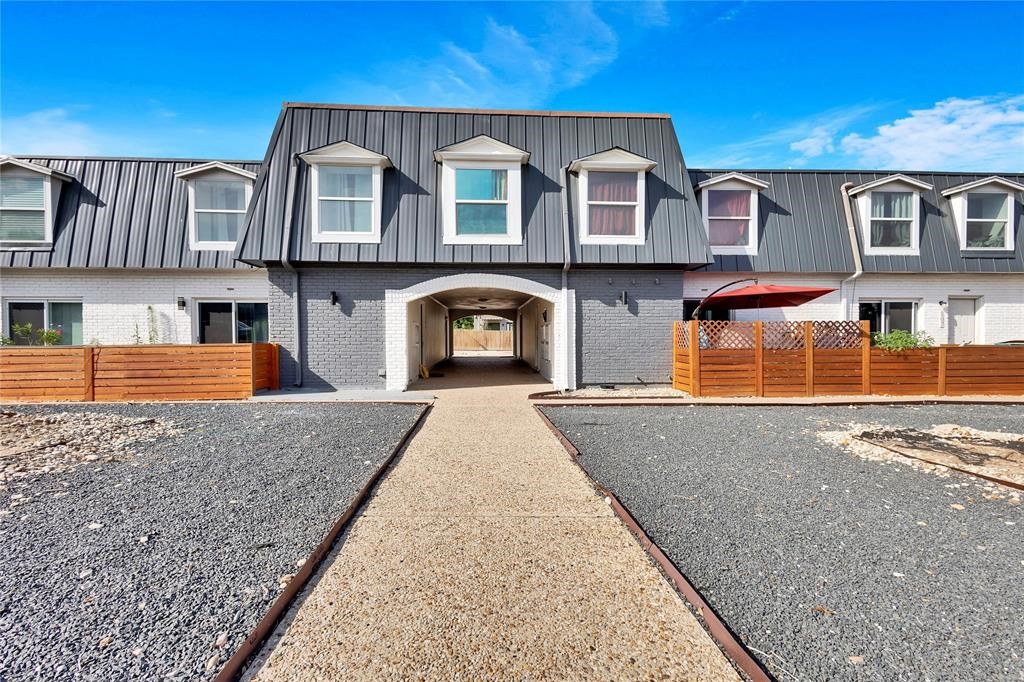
[706,189,751,246]
[587,171,638,236]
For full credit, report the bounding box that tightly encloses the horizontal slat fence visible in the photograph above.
[453,329,513,352]
[0,343,279,402]
[673,320,1024,398]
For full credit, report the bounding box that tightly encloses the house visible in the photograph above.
[0,156,269,346]
[471,315,513,332]
[2,103,1022,391]
[682,170,1024,345]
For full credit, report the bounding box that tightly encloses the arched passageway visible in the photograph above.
[384,274,575,391]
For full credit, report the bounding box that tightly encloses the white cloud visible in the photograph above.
[0,108,108,155]
[696,104,881,167]
[841,95,1024,171]
[337,5,619,109]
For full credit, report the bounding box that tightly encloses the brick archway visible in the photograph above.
[384,273,575,391]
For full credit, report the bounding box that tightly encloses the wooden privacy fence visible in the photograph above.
[673,320,1024,397]
[453,329,513,352]
[0,343,279,402]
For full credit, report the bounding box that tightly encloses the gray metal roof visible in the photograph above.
[235,103,714,267]
[0,157,261,269]
[690,169,1024,274]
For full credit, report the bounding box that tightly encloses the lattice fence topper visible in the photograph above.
[762,321,806,350]
[699,320,756,349]
[675,321,690,349]
[813,320,863,349]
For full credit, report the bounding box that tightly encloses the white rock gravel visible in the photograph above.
[0,402,424,682]
[544,403,1024,681]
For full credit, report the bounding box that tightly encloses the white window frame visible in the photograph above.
[3,298,83,344]
[192,298,268,344]
[440,160,522,245]
[0,165,56,248]
[862,189,920,255]
[300,141,391,245]
[175,163,257,252]
[185,173,253,251]
[849,175,932,257]
[309,163,383,244]
[578,169,646,246]
[701,183,759,256]
[859,299,918,334]
[955,189,1016,251]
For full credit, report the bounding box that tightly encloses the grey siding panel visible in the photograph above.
[237,104,712,267]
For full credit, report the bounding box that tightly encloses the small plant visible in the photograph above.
[131,322,142,345]
[872,329,934,351]
[37,328,63,346]
[0,335,13,346]
[11,322,35,345]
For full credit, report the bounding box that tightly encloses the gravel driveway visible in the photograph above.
[542,404,1024,682]
[0,401,424,682]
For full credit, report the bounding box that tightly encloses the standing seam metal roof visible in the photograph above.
[0,157,261,269]
[235,104,714,267]
[689,169,1024,274]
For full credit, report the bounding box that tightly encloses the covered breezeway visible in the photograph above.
[384,274,576,392]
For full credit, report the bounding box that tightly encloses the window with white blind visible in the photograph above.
[0,168,49,244]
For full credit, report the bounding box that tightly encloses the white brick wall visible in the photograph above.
[684,272,1024,344]
[0,268,269,344]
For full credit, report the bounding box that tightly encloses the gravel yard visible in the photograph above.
[0,401,424,682]
[543,403,1024,682]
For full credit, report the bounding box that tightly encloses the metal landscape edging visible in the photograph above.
[533,404,774,682]
[214,402,433,682]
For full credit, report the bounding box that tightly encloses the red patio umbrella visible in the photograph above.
[693,282,836,319]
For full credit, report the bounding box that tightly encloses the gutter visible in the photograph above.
[559,165,573,392]
[839,181,863,321]
[281,153,303,387]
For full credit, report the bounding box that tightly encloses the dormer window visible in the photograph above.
[435,135,529,245]
[175,162,256,251]
[570,148,657,246]
[301,141,391,244]
[697,172,768,256]
[849,174,933,256]
[0,157,71,250]
[941,176,1022,251]
[868,191,914,249]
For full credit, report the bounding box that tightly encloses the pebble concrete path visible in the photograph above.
[246,358,738,681]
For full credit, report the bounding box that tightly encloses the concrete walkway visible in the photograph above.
[246,358,739,681]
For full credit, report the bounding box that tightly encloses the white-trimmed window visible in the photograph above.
[301,141,390,244]
[697,173,768,255]
[195,300,268,344]
[4,299,83,345]
[858,300,917,334]
[964,192,1012,249]
[175,162,256,251]
[0,158,69,249]
[849,175,931,256]
[571,148,656,246]
[941,177,1021,251]
[436,135,529,246]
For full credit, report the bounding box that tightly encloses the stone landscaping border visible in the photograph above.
[217,403,433,682]
[533,405,773,682]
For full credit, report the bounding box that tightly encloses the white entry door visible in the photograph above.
[948,298,977,344]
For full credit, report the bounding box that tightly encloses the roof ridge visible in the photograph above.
[281,102,671,119]
[691,168,1024,176]
[12,155,263,164]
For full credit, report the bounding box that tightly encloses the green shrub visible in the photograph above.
[871,329,934,351]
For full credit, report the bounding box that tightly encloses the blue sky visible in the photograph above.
[2,1,1022,171]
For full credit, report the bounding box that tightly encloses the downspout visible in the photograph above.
[839,182,864,321]
[560,165,572,392]
[281,153,303,387]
